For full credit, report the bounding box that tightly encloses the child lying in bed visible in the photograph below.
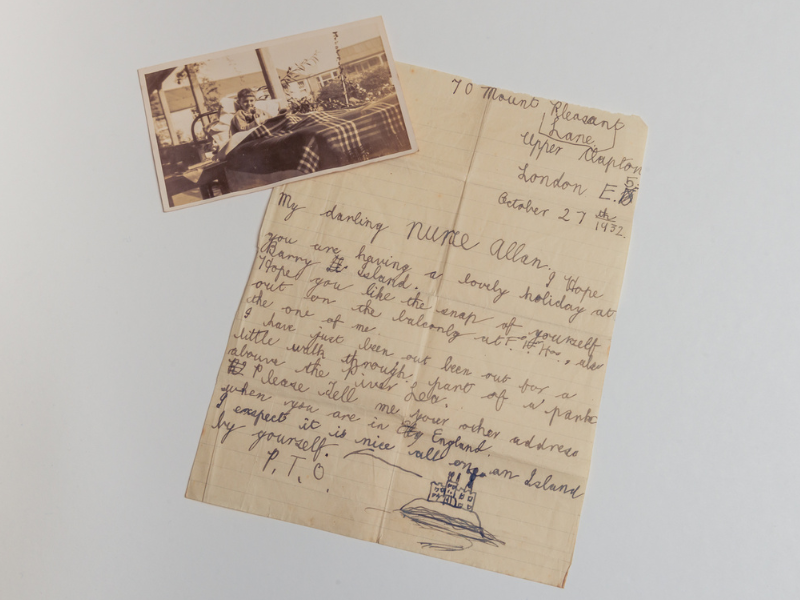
[230,89,268,134]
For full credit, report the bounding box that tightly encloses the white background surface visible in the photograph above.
[3,1,799,598]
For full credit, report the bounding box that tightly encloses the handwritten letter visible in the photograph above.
[186,64,648,586]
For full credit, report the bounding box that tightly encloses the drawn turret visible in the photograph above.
[443,471,460,507]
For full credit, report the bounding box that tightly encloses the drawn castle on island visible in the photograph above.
[427,470,478,512]
[398,468,503,549]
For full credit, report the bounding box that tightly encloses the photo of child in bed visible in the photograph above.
[230,89,268,134]
[141,18,416,211]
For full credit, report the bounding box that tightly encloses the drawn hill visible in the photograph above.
[398,470,504,550]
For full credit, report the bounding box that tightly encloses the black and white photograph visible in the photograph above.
[139,17,416,211]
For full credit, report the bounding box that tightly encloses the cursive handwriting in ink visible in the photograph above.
[406,221,480,251]
[319,205,389,243]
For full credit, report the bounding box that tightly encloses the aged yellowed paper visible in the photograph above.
[187,63,647,586]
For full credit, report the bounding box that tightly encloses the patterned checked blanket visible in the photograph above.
[224,93,411,176]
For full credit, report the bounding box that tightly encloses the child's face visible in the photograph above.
[241,96,256,112]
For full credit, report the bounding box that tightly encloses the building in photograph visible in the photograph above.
[281,37,388,99]
[339,37,389,77]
